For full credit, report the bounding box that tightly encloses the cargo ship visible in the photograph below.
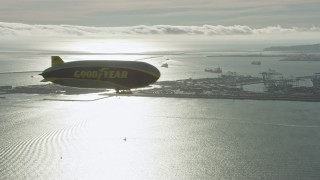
[251,61,261,65]
[204,67,222,73]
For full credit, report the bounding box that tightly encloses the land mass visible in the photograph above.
[264,44,320,52]
[280,54,320,62]
[1,74,320,102]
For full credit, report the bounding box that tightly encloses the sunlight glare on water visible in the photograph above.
[2,94,320,179]
[67,39,156,54]
[49,96,162,179]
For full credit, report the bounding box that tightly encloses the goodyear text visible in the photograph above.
[74,68,128,80]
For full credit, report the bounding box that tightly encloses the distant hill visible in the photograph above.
[264,44,320,52]
[280,54,320,61]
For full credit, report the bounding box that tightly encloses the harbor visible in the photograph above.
[136,72,320,102]
[1,70,320,102]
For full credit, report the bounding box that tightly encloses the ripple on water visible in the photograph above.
[0,118,88,179]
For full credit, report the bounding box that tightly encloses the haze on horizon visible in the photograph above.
[1,0,320,53]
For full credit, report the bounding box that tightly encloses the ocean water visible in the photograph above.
[1,95,320,179]
[1,49,320,179]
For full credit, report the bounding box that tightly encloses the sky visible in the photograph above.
[1,0,320,53]
[1,0,320,27]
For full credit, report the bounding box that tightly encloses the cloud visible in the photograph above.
[1,0,320,26]
[0,22,319,37]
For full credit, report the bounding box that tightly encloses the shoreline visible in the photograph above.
[2,76,320,102]
[129,93,320,102]
[2,89,320,102]
[3,90,320,102]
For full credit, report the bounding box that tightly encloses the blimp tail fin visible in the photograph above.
[51,56,64,67]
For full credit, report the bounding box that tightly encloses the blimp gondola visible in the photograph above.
[41,56,160,93]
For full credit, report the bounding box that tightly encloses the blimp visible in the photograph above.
[41,56,161,93]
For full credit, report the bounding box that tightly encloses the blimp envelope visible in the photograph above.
[41,56,161,90]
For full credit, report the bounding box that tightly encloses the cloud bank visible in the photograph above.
[1,22,320,37]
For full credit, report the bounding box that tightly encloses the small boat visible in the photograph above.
[161,63,168,68]
[204,67,222,73]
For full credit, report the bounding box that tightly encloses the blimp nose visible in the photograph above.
[149,65,161,82]
[39,71,48,78]
[154,67,161,80]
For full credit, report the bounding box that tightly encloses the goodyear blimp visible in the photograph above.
[41,56,160,93]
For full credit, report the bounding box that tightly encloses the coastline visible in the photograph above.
[1,81,320,102]
[129,92,320,102]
